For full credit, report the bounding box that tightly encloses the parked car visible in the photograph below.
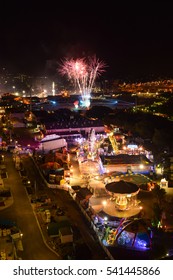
[22,177,31,186]
[20,169,27,177]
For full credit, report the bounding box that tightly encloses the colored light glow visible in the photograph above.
[117,231,150,250]
[127,144,138,149]
[59,55,106,107]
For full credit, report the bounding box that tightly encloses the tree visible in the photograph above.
[152,185,166,207]
[151,185,167,228]
[135,120,154,139]
[152,202,163,227]
[86,106,112,119]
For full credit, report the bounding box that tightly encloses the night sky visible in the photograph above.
[1,2,173,80]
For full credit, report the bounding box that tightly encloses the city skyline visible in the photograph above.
[1,2,173,80]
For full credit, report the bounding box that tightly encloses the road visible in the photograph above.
[1,152,60,260]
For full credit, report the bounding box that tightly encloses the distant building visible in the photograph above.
[103,154,154,175]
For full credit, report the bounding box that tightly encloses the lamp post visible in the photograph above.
[34,180,37,199]
[104,216,108,226]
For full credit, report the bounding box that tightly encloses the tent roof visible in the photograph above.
[76,188,92,199]
[59,226,73,236]
[105,180,139,194]
[104,154,152,165]
[121,218,151,234]
[47,222,59,236]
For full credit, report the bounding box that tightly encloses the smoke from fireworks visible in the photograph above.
[59,55,106,107]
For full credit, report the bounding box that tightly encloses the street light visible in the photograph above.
[102,200,107,206]
[12,86,15,93]
[104,216,108,225]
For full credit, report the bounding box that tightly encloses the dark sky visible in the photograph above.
[1,1,173,80]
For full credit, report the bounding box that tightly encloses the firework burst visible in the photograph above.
[59,55,106,107]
